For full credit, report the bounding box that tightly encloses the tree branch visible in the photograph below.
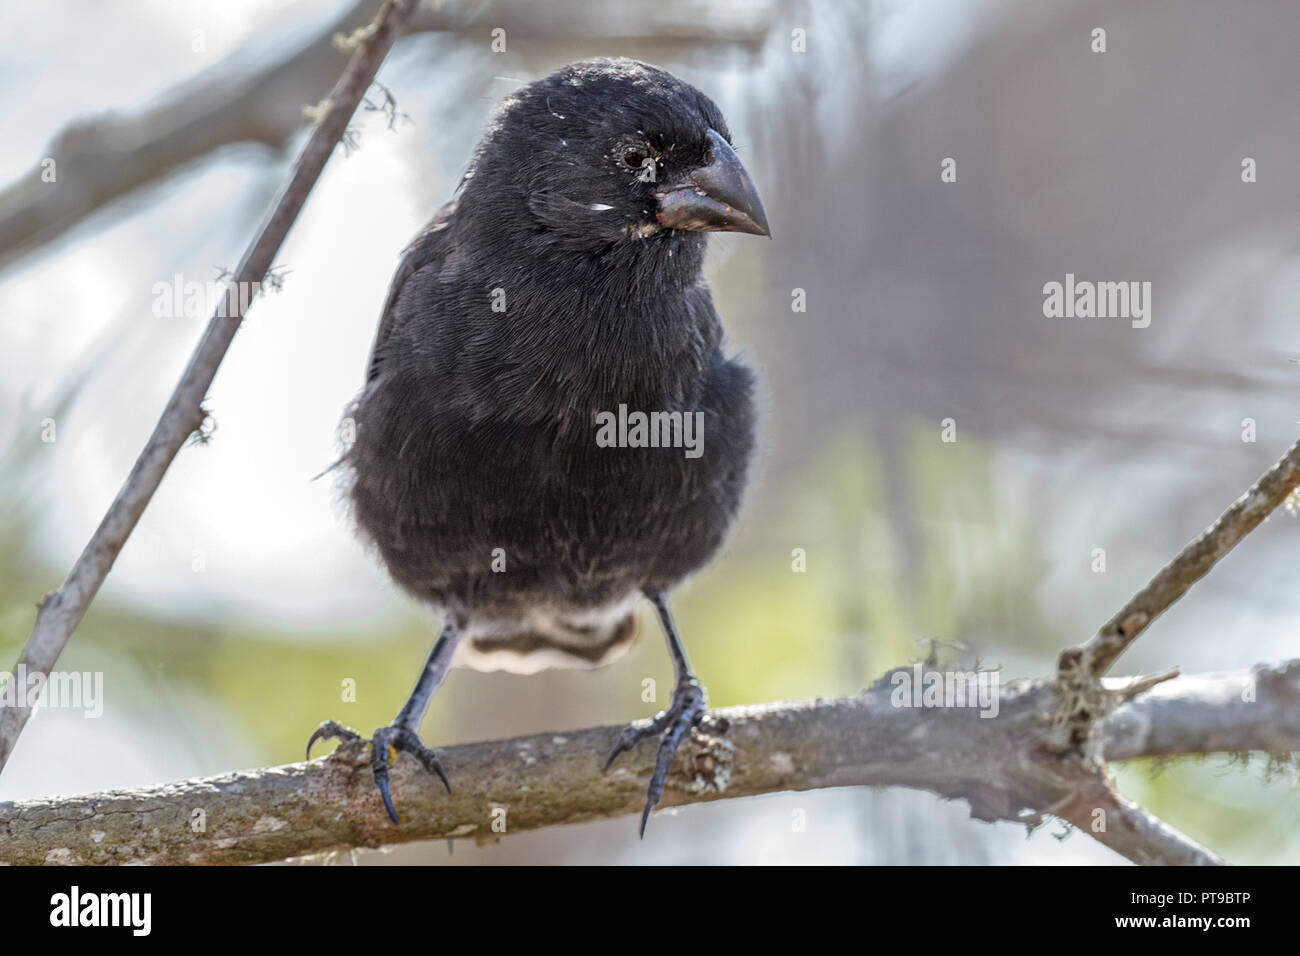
[1064,437,1300,677]
[7,661,1290,866]
[0,0,775,270]
[0,0,422,775]
[1102,658,1300,760]
[1043,782,1224,867]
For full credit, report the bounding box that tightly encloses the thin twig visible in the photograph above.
[0,0,421,775]
[1113,667,1181,704]
[1066,436,1300,676]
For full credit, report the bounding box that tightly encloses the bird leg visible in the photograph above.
[306,618,462,824]
[604,591,712,836]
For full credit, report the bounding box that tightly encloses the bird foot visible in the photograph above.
[604,677,712,837]
[306,719,450,825]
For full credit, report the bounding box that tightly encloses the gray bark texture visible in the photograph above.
[3,661,1295,866]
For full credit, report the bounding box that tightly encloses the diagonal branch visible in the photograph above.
[4,661,1292,866]
[0,0,775,270]
[1063,436,1300,677]
[1044,781,1224,866]
[0,0,422,776]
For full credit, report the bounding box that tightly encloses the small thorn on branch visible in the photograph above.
[1111,667,1181,704]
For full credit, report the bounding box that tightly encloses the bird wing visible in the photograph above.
[365,199,458,383]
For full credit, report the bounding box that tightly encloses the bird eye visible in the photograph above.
[621,147,649,169]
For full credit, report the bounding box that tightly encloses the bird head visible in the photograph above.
[461,59,770,258]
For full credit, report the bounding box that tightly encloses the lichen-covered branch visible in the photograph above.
[0,0,422,775]
[6,661,1292,866]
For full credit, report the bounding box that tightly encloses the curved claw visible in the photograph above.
[305,719,359,760]
[374,762,401,825]
[603,739,627,772]
[306,719,449,825]
[639,696,704,838]
[603,705,677,772]
[405,739,452,795]
[375,725,452,824]
[603,725,649,772]
[639,802,655,839]
[605,678,711,838]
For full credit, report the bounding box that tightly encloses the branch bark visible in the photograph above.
[0,0,774,270]
[1102,659,1300,760]
[1065,437,1300,677]
[6,661,1291,866]
[0,0,422,775]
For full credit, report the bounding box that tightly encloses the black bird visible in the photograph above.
[308,58,769,835]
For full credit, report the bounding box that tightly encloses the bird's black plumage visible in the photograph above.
[310,58,769,833]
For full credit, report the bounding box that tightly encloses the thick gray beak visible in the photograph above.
[655,129,771,237]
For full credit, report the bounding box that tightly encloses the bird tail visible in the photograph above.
[458,603,640,675]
